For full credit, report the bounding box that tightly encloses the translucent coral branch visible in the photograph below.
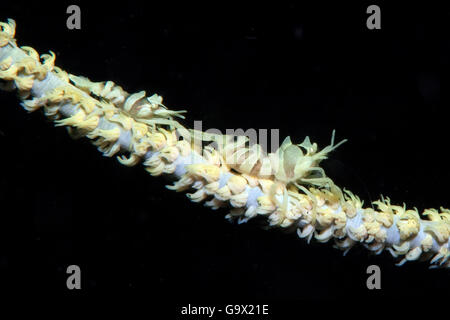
[1,19,449,269]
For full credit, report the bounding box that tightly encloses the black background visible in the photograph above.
[0,0,449,315]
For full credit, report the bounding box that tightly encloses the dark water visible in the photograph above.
[0,1,449,314]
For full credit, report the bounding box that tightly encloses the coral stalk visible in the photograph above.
[1,19,449,268]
